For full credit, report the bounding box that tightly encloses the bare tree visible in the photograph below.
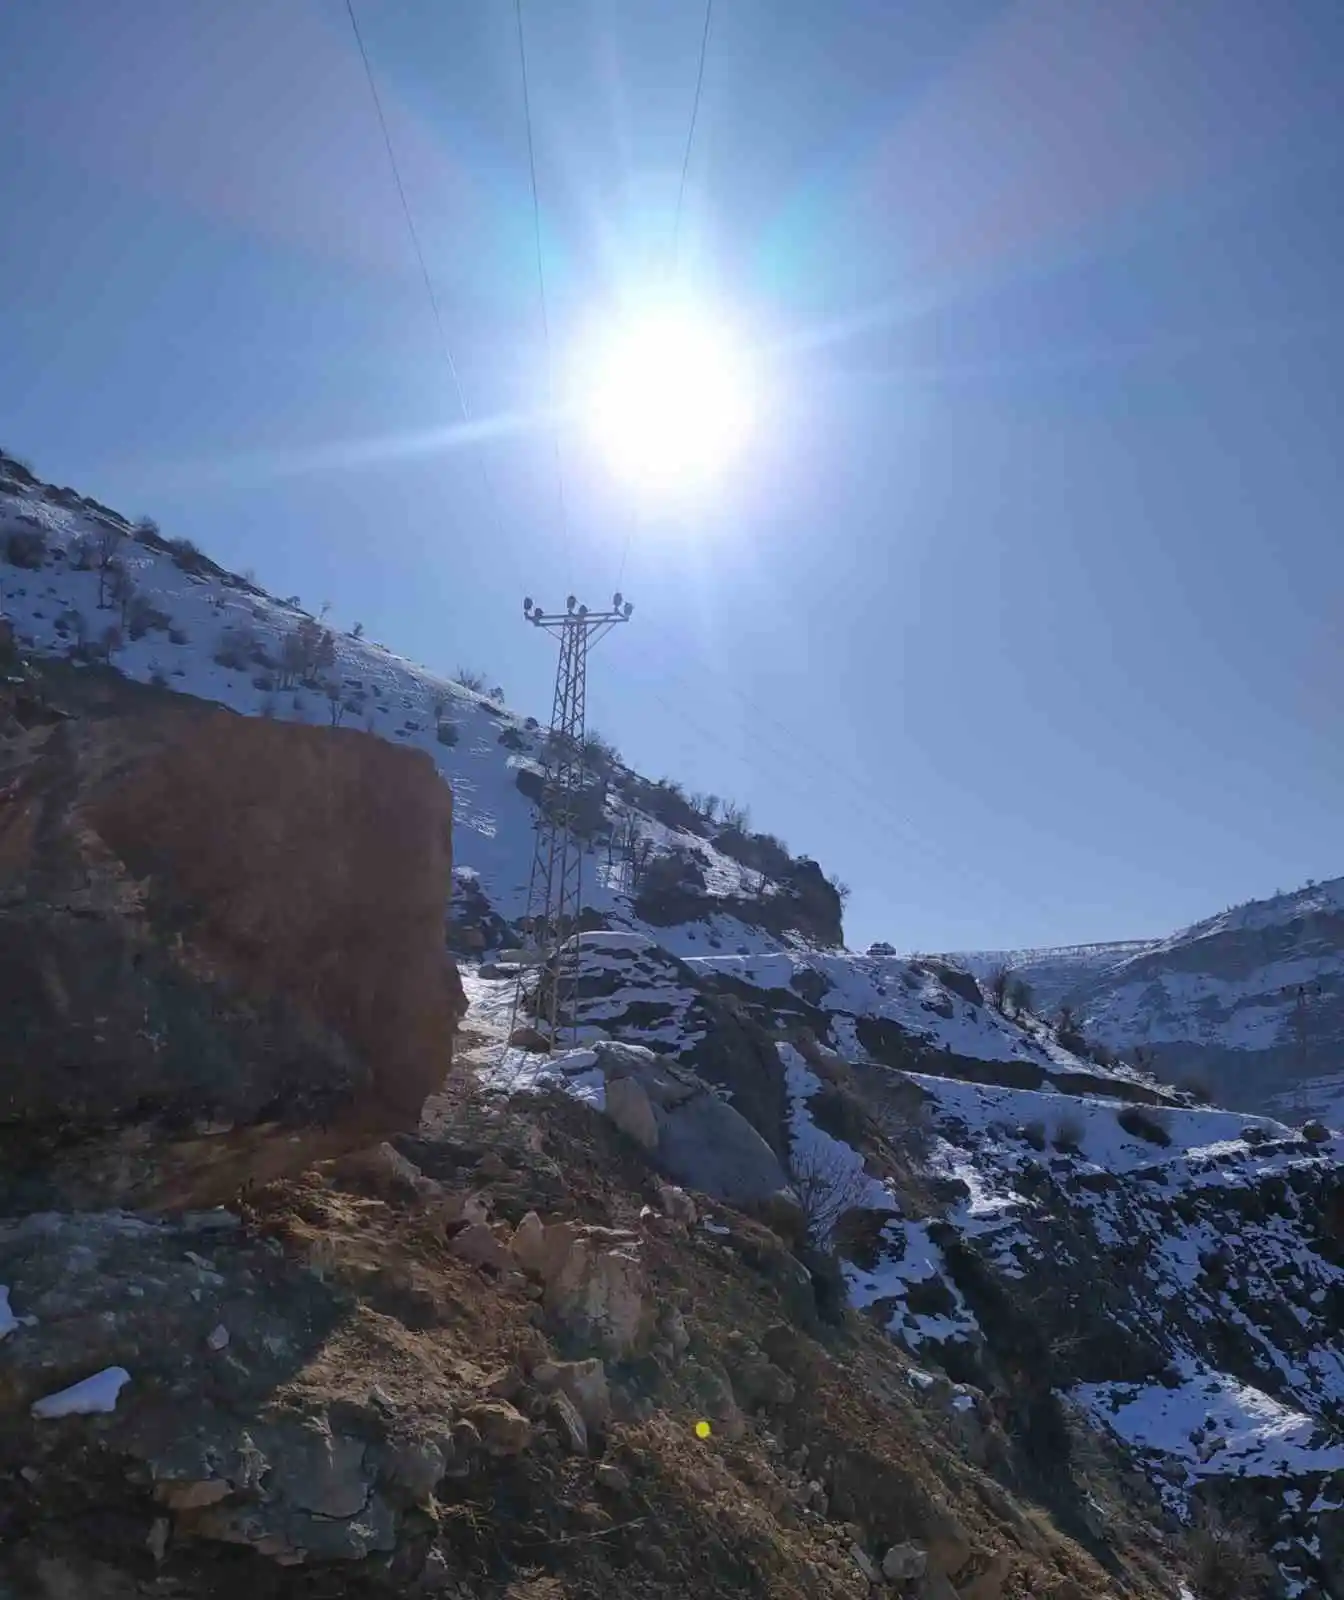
[69,534,95,571]
[1007,977,1033,1018]
[989,965,1011,1013]
[720,799,751,832]
[95,525,125,607]
[99,623,123,664]
[583,730,621,772]
[277,617,335,690]
[630,834,656,889]
[214,623,256,672]
[325,681,346,727]
[109,563,137,629]
[787,1139,870,1246]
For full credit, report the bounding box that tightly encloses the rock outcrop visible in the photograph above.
[0,696,459,1210]
[595,1041,795,1207]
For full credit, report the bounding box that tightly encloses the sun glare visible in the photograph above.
[577,306,754,494]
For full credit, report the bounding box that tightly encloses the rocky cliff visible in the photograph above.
[0,669,460,1212]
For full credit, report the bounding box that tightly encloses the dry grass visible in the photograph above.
[143,1068,1186,1600]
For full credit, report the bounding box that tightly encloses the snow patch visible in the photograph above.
[31,1366,131,1419]
[1072,1358,1344,1483]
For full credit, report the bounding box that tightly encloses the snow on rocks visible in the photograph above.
[906,1072,1290,1177]
[0,1284,18,1340]
[688,947,1159,1093]
[1072,1358,1344,1488]
[31,1366,131,1418]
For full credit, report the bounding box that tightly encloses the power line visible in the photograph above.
[611,0,715,595]
[344,0,473,430]
[673,0,715,264]
[514,0,569,545]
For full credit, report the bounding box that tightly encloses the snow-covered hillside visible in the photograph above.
[10,450,1343,1594]
[489,929,1344,1597]
[947,881,1344,1119]
[0,456,832,958]
[941,941,1160,1017]
[1067,881,1344,1116]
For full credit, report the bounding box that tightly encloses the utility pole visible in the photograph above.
[513,592,633,1049]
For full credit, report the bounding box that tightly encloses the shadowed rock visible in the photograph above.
[0,698,459,1209]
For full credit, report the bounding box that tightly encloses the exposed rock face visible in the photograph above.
[604,1074,660,1151]
[595,1041,794,1207]
[0,701,458,1209]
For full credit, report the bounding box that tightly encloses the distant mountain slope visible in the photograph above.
[944,940,1159,1016]
[1073,878,1344,1113]
[948,881,1344,1117]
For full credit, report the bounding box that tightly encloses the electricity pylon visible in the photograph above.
[513,592,633,1048]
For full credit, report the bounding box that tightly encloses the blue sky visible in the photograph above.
[2,0,1342,951]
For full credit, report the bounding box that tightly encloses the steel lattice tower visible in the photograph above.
[515,592,633,1048]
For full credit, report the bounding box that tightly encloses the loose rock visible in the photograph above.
[464,1402,530,1457]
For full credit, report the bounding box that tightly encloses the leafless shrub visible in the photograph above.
[1117,1104,1172,1147]
[214,624,256,671]
[94,525,124,605]
[108,563,137,628]
[1052,1113,1085,1153]
[277,617,335,689]
[989,964,1011,1012]
[166,534,204,571]
[6,528,46,569]
[325,680,346,726]
[788,1139,870,1246]
[1188,1510,1273,1599]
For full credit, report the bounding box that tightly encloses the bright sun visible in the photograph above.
[577,305,754,494]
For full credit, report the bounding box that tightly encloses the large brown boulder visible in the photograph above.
[0,699,458,1210]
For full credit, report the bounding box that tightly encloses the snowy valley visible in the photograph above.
[2,449,1343,1600]
[949,881,1344,1120]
